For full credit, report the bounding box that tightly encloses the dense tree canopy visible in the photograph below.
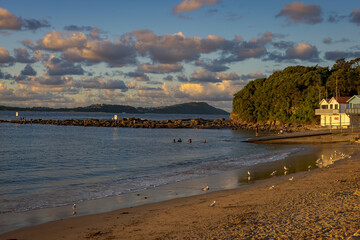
[232,58,360,123]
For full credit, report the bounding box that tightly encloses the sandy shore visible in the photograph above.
[2,146,360,240]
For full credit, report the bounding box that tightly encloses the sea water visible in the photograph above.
[0,111,305,233]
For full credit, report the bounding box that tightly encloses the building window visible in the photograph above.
[330,104,333,109]
[321,105,328,109]
[334,104,338,109]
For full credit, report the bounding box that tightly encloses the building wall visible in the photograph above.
[320,113,350,127]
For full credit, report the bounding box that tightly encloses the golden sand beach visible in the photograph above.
[2,145,360,240]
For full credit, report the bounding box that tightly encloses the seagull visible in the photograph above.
[209,201,216,207]
[284,166,288,171]
[72,204,77,215]
[308,165,312,171]
[248,171,251,176]
[269,185,275,190]
[202,186,209,191]
[270,170,277,177]
[289,177,294,181]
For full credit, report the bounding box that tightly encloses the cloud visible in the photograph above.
[64,25,93,31]
[240,71,267,81]
[350,8,360,25]
[0,8,21,30]
[77,77,128,90]
[163,75,173,81]
[173,0,220,14]
[131,30,229,63]
[322,37,350,44]
[38,30,137,67]
[125,71,150,82]
[43,56,84,75]
[219,32,275,63]
[276,2,323,25]
[21,64,37,76]
[195,59,229,72]
[272,40,294,49]
[14,47,42,63]
[324,51,360,60]
[190,68,220,82]
[0,82,77,106]
[267,43,319,62]
[138,63,183,73]
[285,43,319,60]
[0,8,49,31]
[323,37,332,44]
[327,13,346,23]
[190,68,240,83]
[175,81,235,101]
[0,69,12,79]
[22,19,50,31]
[0,46,14,63]
[177,73,189,82]
[38,30,88,51]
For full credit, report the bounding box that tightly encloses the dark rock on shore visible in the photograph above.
[0,117,321,133]
[1,117,234,129]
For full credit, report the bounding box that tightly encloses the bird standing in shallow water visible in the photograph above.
[72,204,77,215]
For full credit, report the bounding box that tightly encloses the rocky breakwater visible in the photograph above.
[1,117,233,129]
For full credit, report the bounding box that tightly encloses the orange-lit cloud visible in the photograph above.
[0,46,13,63]
[276,2,323,25]
[0,8,21,30]
[173,0,220,14]
[138,63,183,73]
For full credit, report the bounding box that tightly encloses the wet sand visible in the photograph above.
[1,144,360,239]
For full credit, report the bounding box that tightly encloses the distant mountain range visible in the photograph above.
[0,102,229,115]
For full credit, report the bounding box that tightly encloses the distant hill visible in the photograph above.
[0,102,229,115]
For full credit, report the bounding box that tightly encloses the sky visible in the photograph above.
[0,0,359,111]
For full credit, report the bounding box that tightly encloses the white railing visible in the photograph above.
[346,108,360,115]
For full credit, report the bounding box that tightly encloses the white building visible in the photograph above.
[345,95,360,128]
[315,96,351,127]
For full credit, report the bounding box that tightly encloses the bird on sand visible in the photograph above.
[202,186,209,191]
[284,166,288,171]
[289,177,294,181]
[209,201,216,207]
[270,170,277,177]
[247,171,251,181]
[269,185,275,190]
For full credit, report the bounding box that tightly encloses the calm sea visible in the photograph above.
[0,111,305,233]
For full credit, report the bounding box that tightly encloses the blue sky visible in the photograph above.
[0,0,359,111]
